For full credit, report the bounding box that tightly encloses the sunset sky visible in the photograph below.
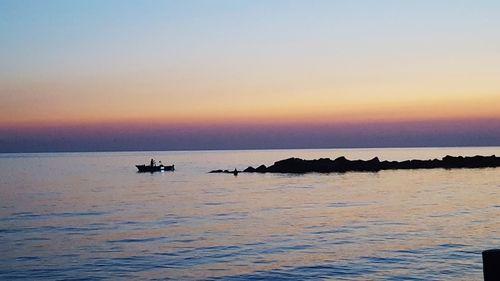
[1,0,500,152]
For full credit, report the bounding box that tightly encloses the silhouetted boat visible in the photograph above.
[136,164,175,173]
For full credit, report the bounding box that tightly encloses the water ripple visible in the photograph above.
[2,149,498,280]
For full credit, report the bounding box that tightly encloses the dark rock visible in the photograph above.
[209,169,241,174]
[255,165,267,172]
[235,154,500,174]
[244,165,267,173]
[243,166,256,172]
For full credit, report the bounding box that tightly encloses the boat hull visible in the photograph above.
[136,165,175,173]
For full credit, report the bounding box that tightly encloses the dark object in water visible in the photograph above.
[136,164,175,173]
[483,249,500,281]
[209,169,240,176]
[212,154,500,174]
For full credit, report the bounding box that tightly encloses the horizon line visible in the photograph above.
[1,144,499,155]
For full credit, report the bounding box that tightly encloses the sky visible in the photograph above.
[1,0,500,152]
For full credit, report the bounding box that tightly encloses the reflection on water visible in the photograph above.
[0,147,499,280]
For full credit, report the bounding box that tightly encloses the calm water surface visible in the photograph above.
[1,147,499,280]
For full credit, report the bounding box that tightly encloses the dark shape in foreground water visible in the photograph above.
[210,154,500,174]
[483,249,500,281]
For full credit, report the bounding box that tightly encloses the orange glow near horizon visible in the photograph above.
[2,91,499,129]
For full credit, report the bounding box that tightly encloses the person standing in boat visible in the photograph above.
[150,158,155,167]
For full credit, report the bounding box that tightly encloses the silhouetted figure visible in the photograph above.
[159,160,163,166]
[150,158,155,167]
[233,169,238,176]
[483,249,500,281]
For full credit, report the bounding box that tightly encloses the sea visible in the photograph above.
[0,147,499,280]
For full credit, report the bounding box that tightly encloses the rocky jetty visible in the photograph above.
[209,169,240,175]
[210,155,500,174]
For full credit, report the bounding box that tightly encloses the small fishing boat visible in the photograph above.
[136,164,175,173]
